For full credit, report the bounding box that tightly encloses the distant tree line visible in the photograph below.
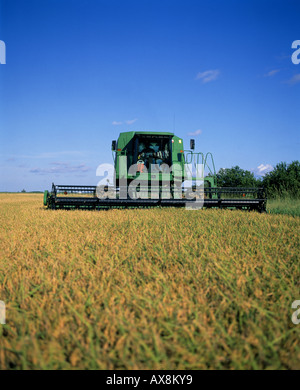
[209,161,300,198]
[19,190,43,193]
[261,161,300,198]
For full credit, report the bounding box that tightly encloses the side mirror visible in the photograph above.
[111,140,116,151]
[190,139,195,150]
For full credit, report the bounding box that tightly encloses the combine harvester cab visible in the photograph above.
[43,131,267,212]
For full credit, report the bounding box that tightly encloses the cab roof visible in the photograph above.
[119,131,174,137]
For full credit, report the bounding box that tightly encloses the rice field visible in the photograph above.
[0,193,299,369]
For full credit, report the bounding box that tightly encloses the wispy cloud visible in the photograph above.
[30,162,91,175]
[275,54,291,61]
[264,69,280,77]
[112,118,138,125]
[188,129,202,136]
[196,69,220,83]
[125,118,138,125]
[2,151,85,160]
[285,74,300,85]
[253,164,273,176]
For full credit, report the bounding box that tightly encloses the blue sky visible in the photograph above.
[0,0,299,191]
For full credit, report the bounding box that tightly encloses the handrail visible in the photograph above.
[183,151,216,178]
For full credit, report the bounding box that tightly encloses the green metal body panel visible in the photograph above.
[43,190,49,206]
[113,131,214,186]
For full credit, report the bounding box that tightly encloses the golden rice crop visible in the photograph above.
[0,193,299,369]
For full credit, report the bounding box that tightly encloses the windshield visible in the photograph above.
[135,136,171,171]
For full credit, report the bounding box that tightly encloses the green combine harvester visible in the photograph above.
[43,131,267,212]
